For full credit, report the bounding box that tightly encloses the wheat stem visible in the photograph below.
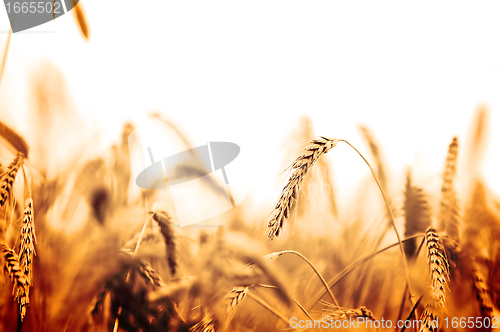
[308,234,424,309]
[112,215,152,332]
[339,139,415,305]
[247,291,299,330]
[266,249,339,307]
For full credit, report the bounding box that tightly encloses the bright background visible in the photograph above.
[1,1,500,215]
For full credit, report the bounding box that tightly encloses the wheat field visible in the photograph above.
[1,6,500,332]
[0,98,499,332]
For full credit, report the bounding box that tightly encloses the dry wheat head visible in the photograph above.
[0,243,29,320]
[0,153,24,215]
[425,228,450,308]
[268,137,340,239]
[18,197,36,285]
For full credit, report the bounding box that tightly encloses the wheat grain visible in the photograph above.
[268,137,340,239]
[425,228,450,308]
[0,243,29,320]
[18,197,36,285]
[438,137,461,240]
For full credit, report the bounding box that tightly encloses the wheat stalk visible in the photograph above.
[0,243,29,320]
[266,249,339,306]
[18,197,36,285]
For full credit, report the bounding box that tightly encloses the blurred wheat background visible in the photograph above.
[0,1,500,331]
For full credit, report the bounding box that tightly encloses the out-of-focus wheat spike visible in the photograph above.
[18,197,36,285]
[190,313,217,332]
[471,263,494,318]
[438,137,461,240]
[137,259,164,288]
[0,153,24,217]
[358,125,388,193]
[225,286,250,326]
[441,235,494,319]
[151,208,178,276]
[268,137,340,239]
[73,0,89,39]
[0,243,29,320]
[425,228,450,308]
[404,172,432,260]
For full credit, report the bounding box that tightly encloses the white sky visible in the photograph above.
[1,1,500,213]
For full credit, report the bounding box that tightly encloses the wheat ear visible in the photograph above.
[0,153,24,214]
[269,137,415,305]
[418,228,450,332]
[190,313,217,332]
[151,209,178,276]
[471,263,493,318]
[18,197,36,285]
[425,228,450,307]
[225,286,250,327]
[0,243,29,320]
[268,137,340,239]
[438,137,461,240]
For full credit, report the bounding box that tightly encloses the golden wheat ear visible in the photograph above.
[425,228,450,307]
[0,153,24,213]
[18,197,35,285]
[0,243,29,320]
[268,137,340,239]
